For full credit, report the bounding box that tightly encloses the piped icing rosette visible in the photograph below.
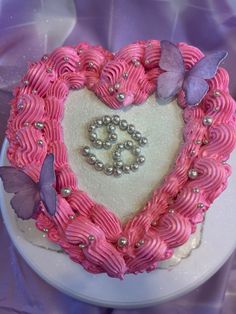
[2,40,236,279]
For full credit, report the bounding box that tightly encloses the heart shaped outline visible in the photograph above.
[6,40,236,279]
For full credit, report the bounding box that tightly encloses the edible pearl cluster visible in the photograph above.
[82,115,148,177]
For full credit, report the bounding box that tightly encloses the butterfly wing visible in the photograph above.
[11,188,40,220]
[40,185,57,216]
[39,154,57,215]
[0,167,40,219]
[159,40,185,73]
[157,71,184,103]
[0,167,37,193]
[183,75,209,106]
[188,51,228,79]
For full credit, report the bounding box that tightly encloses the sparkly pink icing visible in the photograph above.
[6,40,236,279]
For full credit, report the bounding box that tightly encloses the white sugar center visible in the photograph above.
[62,89,183,222]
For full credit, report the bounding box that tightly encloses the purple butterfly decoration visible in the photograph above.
[157,40,228,106]
[0,154,57,220]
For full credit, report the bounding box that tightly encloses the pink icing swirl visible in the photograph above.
[126,231,168,274]
[157,213,193,247]
[65,216,127,278]
[56,166,78,191]
[90,204,122,242]
[46,46,79,75]
[44,97,64,120]
[13,126,47,167]
[43,120,63,142]
[20,62,57,97]
[53,196,75,229]
[67,190,95,216]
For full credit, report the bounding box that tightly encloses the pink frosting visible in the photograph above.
[6,40,236,279]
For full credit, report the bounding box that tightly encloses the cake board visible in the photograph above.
[1,139,236,309]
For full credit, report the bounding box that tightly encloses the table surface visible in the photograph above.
[1,1,236,313]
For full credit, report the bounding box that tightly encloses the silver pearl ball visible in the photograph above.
[202,116,213,126]
[127,124,135,134]
[103,140,112,150]
[88,124,96,132]
[135,239,145,248]
[92,139,103,149]
[132,146,141,156]
[117,143,124,150]
[108,133,117,143]
[132,131,141,141]
[108,86,114,94]
[88,61,94,68]
[111,115,120,125]
[89,132,97,142]
[17,101,24,111]
[190,149,196,156]
[130,163,139,172]
[94,160,104,171]
[214,90,221,97]
[119,119,128,130]
[61,187,72,197]
[117,237,128,247]
[107,123,116,133]
[116,92,126,102]
[34,121,44,130]
[114,82,120,90]
[113,160,123,168]
[132,59,140,67]
[95,119,103,127]
[82,146,90,156]
[23,79,29,85]
[122,165,130,174]
[197,203,204,208]
[87,154,97,165]
[124,140,133,150]
[136,155,145,164]
[102,115,111,125]
[193,187,200,193]
[113,168,123,177]
[42,55,48,61]
[46,67,52,73]
[112,151,121,160]
[79,243,86,249]
[139,137,148,146]
[104,165,114,176]
[88,235,95,241]
[168,208,175,214]
[188,168,198,179]
[123,72,128,79]
[37,139,44,146]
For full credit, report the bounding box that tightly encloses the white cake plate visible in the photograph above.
[1,139,236,309]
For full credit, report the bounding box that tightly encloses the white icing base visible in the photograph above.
[62,89,184,221]
[16,217,203,269]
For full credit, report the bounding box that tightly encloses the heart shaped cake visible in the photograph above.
[1,40,236,279]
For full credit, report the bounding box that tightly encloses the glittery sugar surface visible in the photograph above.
[63,90,183,221]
